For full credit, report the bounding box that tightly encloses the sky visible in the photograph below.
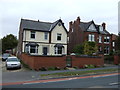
[0,0,119,39]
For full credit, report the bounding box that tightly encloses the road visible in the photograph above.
[2,74,119,88]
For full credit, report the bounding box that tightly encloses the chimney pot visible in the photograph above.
[76,16,80,24]
[102,22,106,30]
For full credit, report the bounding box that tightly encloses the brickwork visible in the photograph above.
[20,53,104,70]
[114,55,120,65]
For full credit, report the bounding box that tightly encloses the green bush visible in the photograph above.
[73,66,79,69]
[84,64,95,68]
[47,67,55,71]
[55,67,61,70]
[40,67,47,71]
[84,64,88,68]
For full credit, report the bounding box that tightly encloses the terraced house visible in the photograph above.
[68,17,115,55]
[18,19,68,56]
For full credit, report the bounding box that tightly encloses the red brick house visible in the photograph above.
[111,34,118,53]
[68,17,114,55]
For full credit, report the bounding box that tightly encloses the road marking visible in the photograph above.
[109,82,120,86]
[1,73,120,86]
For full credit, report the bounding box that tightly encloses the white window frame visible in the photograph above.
[57,33,62,41]
[30,31,35,39]
[112,41,115,47]
[99,35,102,43]
[88,34,95,42]
[44,32,48,40]
[104,36,110,44]
[54,47,63,55]
[104,46,109,55]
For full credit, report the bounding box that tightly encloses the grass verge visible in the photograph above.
[40,68,118,77]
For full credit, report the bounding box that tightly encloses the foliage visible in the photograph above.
[84,41,98,56]
[115,35,120,55]
[84,64,95,68]
[104,55,114,64]
[2,34,18,53]
[72,44,84,55]
[40,67,47,71]
[48,67,56,71]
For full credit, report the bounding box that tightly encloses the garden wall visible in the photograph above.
[20,53,104,70]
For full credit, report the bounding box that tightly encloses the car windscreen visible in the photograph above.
[7,58,19,62]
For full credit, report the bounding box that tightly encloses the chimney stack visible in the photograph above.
[102,22,106,30]
[69,21,73,32]
[76,16,80,24]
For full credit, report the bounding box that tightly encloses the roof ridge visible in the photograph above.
[21,18,53,24]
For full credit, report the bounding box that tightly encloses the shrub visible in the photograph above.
[84,64,95,68]
[79,65,85,69]
[40,67,47,71]
[55,67,61,70]
[48,67,55,71]
[73,66,79,69]
[84,64,88,68]
[88,64,95,68]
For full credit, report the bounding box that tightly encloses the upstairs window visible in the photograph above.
[99,35,102,43]
[104,36,110,44]
[44,32,48,40]
[57,33,62,41]
[99,26,103,31]
[88,34,95,42]
[31,31,35,39]
[112,41,115,47]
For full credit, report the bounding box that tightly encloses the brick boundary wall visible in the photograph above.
[114,55,120,65]
[20,53,104,70]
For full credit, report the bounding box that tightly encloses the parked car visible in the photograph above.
[6,57,21,70]
[2,53,11,61]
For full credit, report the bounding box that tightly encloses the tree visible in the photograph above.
[2,34,18,53]
[116,34,120,54]
[73,44,84,54]
[84,41,98,55]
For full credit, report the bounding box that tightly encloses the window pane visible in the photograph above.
[44,32,48,40]
[31,31,35,39]
[57,34,61,40]
[30,46,36,53]
[92,35,94,41]
[88,34,91,41]
[58,47,62,54]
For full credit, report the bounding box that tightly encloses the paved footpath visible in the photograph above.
[2,65,119,83]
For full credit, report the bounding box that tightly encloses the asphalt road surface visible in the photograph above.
[2,74,119,88]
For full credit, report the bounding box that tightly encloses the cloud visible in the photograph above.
[0,0,119,38]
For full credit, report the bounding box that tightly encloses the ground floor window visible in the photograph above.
[104,46,109,54]
[25,45,38,54]
[98,46,102,52]
[54,47,63,54]
[30,46,38,54]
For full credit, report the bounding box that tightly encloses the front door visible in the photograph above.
[43,47,48,55]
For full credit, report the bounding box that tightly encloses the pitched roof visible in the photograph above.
[79,20,110,35]
[20,19,67,33]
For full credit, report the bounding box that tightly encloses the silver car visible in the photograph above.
[6,57,21,70]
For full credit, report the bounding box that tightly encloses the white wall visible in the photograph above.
[51,23,67,44]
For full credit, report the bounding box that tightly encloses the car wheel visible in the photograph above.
[6,67,9,70]
[19,66,21,69]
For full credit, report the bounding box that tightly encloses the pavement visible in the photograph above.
[2,65,119,83]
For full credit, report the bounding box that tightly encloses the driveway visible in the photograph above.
[1,59,30,72]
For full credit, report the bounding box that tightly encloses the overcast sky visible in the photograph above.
[0,0,119,38]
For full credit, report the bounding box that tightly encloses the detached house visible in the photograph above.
[68,17,113,55]
[18,19,68,56]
